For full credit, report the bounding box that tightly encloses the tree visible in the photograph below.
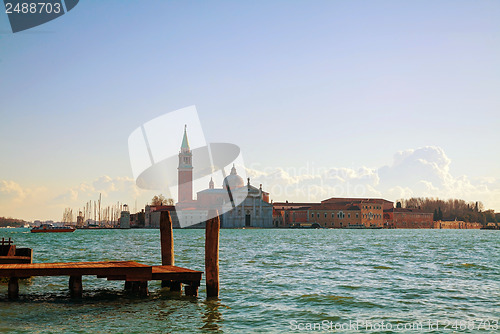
[396,201,402,208]
[437,207,443,221]
[433,209,438,221]
[484,210,496,223]
[151,194,174,206]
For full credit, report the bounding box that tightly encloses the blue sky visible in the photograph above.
[1,1,499,220]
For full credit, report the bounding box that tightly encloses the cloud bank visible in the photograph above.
[247,146,500,210]
[1,146,499,220]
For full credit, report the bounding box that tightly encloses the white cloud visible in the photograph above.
[54,175,143,204]
[0,180,26,202]
[246,165,381,202]
[0,180,48,218]
[247,146,500,210]
[0,176,146,221]
[2,146,499,220]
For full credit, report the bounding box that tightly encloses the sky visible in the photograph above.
[0,0,499,221]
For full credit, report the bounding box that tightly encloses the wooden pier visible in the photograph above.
[0,261,202,299]
[0,210,221,300]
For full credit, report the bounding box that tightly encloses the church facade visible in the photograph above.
[176,126,273,228]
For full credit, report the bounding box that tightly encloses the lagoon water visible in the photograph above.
[0,228,499,333]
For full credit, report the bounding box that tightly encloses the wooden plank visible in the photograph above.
[0,261,152,280]
[152,265,203,274]
[151,265,202,282]
[105,275,127,281]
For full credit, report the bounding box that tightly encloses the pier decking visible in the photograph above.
[0,210,217,301]
[0,260,202,299]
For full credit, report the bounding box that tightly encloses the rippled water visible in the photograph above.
[0,228,499,333]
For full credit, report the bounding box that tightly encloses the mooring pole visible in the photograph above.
[8,277,19,300]
[160,211,174,266]
[69,275,83,299]
[205,209,220,298]
[160,210,177,289]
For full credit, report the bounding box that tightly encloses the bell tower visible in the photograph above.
[178,125,193,203]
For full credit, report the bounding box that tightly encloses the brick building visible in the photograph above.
[433,220,482,229]
[383,208,433,228]
[273,197,389,228]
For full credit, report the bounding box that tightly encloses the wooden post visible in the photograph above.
[160,211,174,266]
[170,281,181,291]
[124,281,133,291]
[160,211,175,289]
[130,281,148,297]
[184,283,199,297]
[139,281,148,297]
[8,277,19,300]
[205,210,220,298]
[69,275,83,299]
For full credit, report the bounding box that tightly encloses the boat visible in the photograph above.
[290,223,324,229]
[345,224,366,229]
[480,223,500,230]
[31,223,76,233]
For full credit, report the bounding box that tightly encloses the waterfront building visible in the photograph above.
[76,211,84,228]
[130,209,145,228]
[145,205,177,228]
[174,127,273,228]
[383,208,433,228]
[273,198,390,228]
[119,204,130,229]
[433,220,482,229]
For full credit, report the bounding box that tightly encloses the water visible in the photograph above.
[0,228,499,333]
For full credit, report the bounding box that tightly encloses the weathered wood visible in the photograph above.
[205,209,220,298]
[131,281,148,297]
[153,266,202,283]
[0,256,32,264]
[170,281,182,291]
[0,261,202,300]
[184,284,199,297]
[160,211,174,288]
[160,211,174,266]
[69,275,83,299]
[8,277,19,300]
[124,281,133,291]
[0,261,152,281]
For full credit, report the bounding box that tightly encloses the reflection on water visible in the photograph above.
[0,228,499,333]
[201,299,225,332]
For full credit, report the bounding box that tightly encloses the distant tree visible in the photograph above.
[396,201,402,208]
[484,210,496,223]
[399,197,494,223]
[151,194,174,206]
[437,207,443,221]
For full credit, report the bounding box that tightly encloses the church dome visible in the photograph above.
[223,165,244,190]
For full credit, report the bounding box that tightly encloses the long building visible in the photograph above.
[273,198,390,228]
[273,198,441,228]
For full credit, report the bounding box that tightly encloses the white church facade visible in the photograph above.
[175,127,273,228]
